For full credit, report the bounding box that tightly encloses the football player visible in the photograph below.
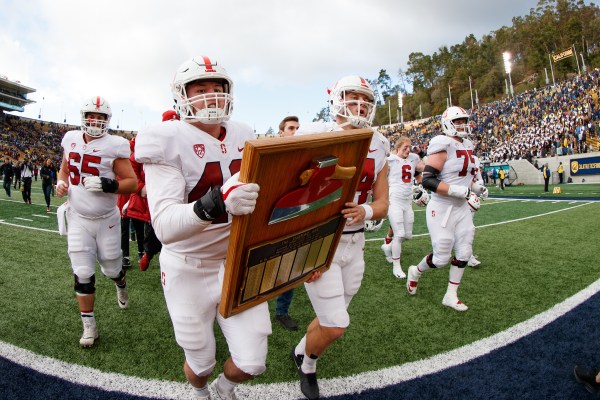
[406,106,486,311]
[385,137,425,278]
[135,56,265,400]
[292,76,389,400]
[56,96,138,347]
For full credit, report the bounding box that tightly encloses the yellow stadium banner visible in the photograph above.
[552,47,574,62]
[553,187,562,194]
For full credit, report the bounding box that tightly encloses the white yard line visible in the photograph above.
[367,201,594,242]
[1,274,598,400]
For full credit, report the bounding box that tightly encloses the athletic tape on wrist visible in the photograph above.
[360,204,374,220]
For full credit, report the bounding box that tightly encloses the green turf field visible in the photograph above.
[1,180,599,384]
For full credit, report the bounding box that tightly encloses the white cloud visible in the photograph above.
[0,0,538,132]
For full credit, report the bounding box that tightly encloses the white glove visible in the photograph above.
[84,176,103,192]
[447,185,470,199]
[412,185,429,207]
[221,172,260,215]
[467,192,481,211]
[479,186,489,200]
[471,181,488,199]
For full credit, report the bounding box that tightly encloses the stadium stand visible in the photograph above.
[379,68,600,164]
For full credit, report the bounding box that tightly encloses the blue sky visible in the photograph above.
[1,0,539,134]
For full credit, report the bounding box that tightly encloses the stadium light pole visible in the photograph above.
[573,44,581,74]
[503,52,514,98]
[468,76,474,110]
[398,91,403,124]
[548,53,556,86]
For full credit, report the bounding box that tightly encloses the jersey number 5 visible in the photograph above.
[456,149,474,177]
[67,152,101,185]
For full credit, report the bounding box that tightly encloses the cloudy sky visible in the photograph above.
[1,0,539,134]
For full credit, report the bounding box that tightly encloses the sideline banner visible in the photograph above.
[552,47,574,62]
[570,156,600,175]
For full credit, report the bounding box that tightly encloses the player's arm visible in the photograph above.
[56,155,70,197]
[144,163,212,245]
[415,160,426,184]
[342,162,389,225]
[422,151,475,200]
[112,158,138,194]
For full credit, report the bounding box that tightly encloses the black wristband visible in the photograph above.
[100,177,119,193]
[193,186,227,221]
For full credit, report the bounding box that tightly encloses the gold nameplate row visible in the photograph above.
[241,216,341,303]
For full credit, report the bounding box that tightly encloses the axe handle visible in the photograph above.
[331,165,356,180]
[299,169,314,186]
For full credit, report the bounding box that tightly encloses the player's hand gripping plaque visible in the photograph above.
[220,129,373,317]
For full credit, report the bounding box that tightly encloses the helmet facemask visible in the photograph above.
[82,114,110,138]
[80,96,112,138]
[329,76,376,129]
[441,106,472,138]
[174,79,233,124]
[171,56,234,125]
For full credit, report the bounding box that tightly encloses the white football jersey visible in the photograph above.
[135,120,254,259]
[61,130,130,217]
[296,121,388,231]
[426,134,476,206]
[388,152,420,200]
[472,155,483,185]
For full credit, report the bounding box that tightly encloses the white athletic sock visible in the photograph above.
[416,256,430,273]
[216,373,237,395]
[391,237,402,260]
[448,265,465,287]
[295,336,307,357]
[301,353,318,374]
[192,385,210,398]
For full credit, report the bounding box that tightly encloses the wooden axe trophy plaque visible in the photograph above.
[219,128,373,317]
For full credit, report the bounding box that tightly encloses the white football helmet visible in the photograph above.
[171,55,233,124]
[365,218,385,232]
[81,96,112,138]
[329,76,376,128]
[441,106,471,138]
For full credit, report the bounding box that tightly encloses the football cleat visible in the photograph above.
[139,253,150,271]
[210,374,238,400]
[116,284,129,309]
[574,365,600,393]
[468,255,481,267]
[122,257,131,269]
[442,293,468,311]
[406,265,420,295]
[393,264,406,279]
[80,317,98,347]
[381,242,393,263]
[291,349,319,400]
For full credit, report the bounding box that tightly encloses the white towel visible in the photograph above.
[57,202,69,235]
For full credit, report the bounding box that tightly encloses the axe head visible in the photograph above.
[269,155,346,224]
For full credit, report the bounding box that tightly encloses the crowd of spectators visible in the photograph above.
[2,68,600,170]
[0,114,133,168]
[1,115,67,166]
[379,68,600,163]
